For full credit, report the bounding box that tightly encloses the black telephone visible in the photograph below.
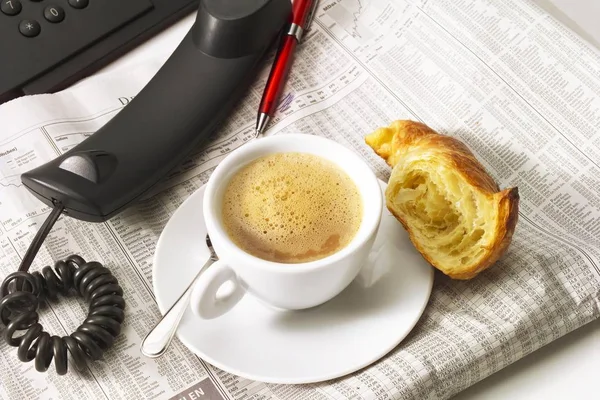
[22,0,291,222]
[0,0,291,376]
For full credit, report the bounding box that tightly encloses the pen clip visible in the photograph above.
[304,0,319,34]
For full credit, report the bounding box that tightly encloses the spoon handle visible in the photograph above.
[141,258,214,358]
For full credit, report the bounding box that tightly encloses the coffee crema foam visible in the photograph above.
[222,152,363,263]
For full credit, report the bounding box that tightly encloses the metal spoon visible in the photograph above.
[141,234,218,358]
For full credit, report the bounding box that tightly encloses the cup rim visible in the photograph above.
[203,133,382,274]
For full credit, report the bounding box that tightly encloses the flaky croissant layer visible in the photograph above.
[366,120,519,279]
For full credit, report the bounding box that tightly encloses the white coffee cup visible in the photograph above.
[190,134,382,319]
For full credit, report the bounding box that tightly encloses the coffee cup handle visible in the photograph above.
[190,261,246,319]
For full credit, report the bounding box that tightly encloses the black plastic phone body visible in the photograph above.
[21,0,290,222]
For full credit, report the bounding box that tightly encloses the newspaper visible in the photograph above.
[1,0,599,399]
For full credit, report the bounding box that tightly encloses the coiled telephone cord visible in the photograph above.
[0,205,125,375]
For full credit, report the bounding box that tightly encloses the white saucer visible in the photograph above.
[153,181,433,384]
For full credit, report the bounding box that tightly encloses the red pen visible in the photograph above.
[255,0,318,136]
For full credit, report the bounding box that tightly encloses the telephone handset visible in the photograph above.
[22,0,291,222]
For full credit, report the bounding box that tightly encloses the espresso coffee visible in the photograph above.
[222,152,363,263]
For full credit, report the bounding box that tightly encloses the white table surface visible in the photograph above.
[533,0,600,50]
[93,10,600,400]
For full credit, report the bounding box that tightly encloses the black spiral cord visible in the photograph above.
[0,204,125,375]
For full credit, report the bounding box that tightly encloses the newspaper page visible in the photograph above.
[1,0,599,399]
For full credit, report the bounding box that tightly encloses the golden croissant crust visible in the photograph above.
[366,120,519,280]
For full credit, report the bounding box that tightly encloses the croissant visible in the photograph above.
[366,120,519,279]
